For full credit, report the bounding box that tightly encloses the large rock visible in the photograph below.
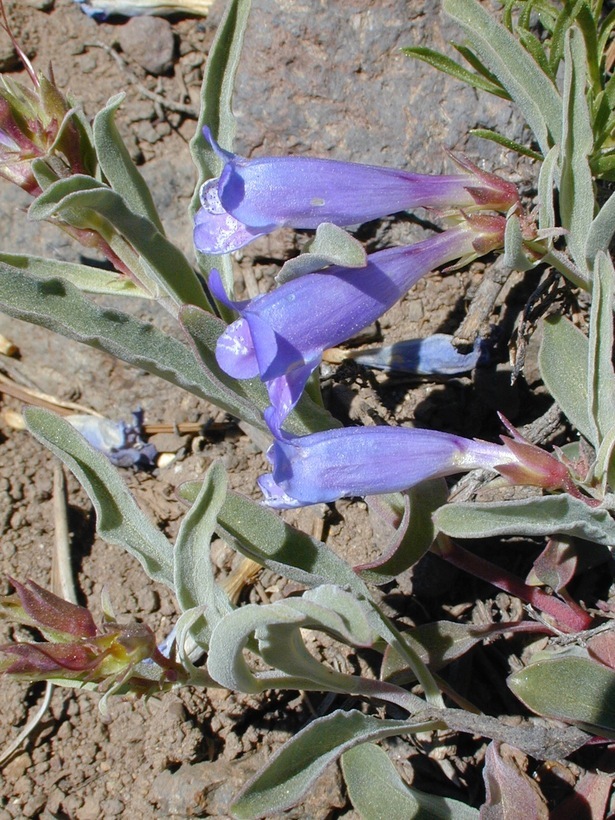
[222,0,523,176]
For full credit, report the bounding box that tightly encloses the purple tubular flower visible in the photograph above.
[212,214,506,433]
[257,426,518,508]
[350,333,489,375]
[193,127,519,254]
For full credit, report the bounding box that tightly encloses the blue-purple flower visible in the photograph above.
[67,409,158,469]
[212,214,506,434]
[193,127,519,254]
[257,423,578,509]
[345,333,489,375]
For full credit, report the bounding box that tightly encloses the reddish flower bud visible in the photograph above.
[0,580,185,692]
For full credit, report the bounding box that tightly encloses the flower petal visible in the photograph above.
[260,426,514,508]
[194,180,265,254]
[215,317,260,379]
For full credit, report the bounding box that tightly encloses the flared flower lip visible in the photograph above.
[210,215,505,434]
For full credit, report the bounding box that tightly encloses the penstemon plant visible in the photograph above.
[1,0,615,815]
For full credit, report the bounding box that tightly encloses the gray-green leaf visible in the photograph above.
[24,408,174,587]
[508,652,615,736]
[444,0,562,154]
[173,461,233,647]
[342,742,479,819]
[434,494,615,545]
[539,314,594,444]
[231,710,434,819]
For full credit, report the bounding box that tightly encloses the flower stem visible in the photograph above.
[432,535,594,633]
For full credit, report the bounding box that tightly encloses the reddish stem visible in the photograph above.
[432,535,594,633]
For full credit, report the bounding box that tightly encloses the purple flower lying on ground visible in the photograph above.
[193,127,519,254]
[212,214,506,434]
[347,333,489,375]
[257,423,578,509]
[67,409,157,469]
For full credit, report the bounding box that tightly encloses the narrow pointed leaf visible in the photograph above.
[177,483,369,595]
[559,28,595,273]
[539,314,594,444]
[189,0,252,209]
[189,0,252,296]
[469,129,542,160]
[537,146,559,232]
[93,93,165,233]
[586,190,615,262]
[29,177,209,311]
[23,409,174,587]
[434,494,615,545]
[0,253,147,298]
[0,263,267,425]
[444,0,562,154]
[231,710,433,819]
[173,461,233,647]
[588,253,615,455]
[402,47,508,97]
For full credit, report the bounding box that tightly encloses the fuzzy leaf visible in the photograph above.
[23,409,174,587]
[539,314,594,444]
[189,0,252,208]
[559,28,595,274]
[178,483,440,701]
[189,0,252,297]
[358,480,448,584]
[277,223,367,284]
[588,253,615,464]
[179,482,368,594]
[342,742,479,819]
[434,494,615,545]
[93,94,165,233]
[29,178,209,312]
[173,461,233,648]
[0,253,147,298]
[231,710,433,819]
[207,586,379,694]
[508,653,615,736]
[481,741,548,819]
[0,264,265,426]
[504,213,536,271]
[586,190,615,262]
[537,146,559,232]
